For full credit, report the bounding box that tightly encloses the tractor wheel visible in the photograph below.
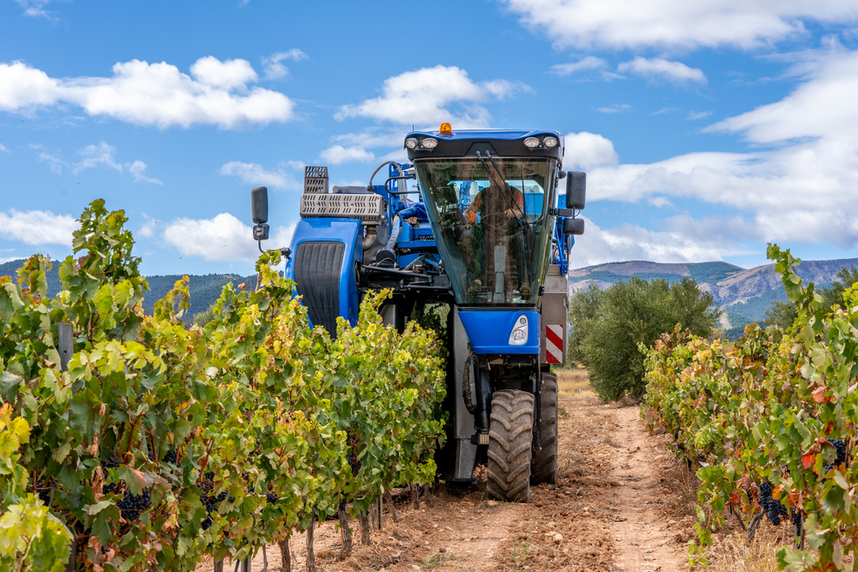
[486,390,534,502]
[531,372,558,485]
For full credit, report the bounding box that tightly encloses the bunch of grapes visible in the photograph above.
[265,492,279,504]
[161,447,178,465]
[758,481,788,526]
[825,439,847,473]
[117,490,151,522]
[198,471,227,531]
[35,479,53,505]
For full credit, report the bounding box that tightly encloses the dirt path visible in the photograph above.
[610,406,688,572]
[194,393,691,572]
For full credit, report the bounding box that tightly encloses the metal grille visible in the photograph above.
[304,166,329,194]
[300,193,384,224]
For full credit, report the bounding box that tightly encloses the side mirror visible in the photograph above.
[564,217,585,236]
[251,186,269,224]
[251,186,270,241]
[566,171,586,210]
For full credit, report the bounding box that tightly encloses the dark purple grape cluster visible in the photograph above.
[266,493,279,504]
[759,481,788,525]
[103,483,116,494]
[825,439,847,473]
[347,453,360,476]
[100,457,118,470]
[117,490,151,522]
[35,479,52,505]
[161,447,178,465]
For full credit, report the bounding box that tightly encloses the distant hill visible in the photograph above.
[0,259,254,324]
[569,258,858,339]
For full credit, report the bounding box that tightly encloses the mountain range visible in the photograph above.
[569,258,858,338]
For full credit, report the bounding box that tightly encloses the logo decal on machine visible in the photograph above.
[545,325,563,364]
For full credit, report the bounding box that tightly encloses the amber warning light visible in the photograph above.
[439,122,452,135]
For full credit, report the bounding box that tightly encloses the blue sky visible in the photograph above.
[2,0,858,276]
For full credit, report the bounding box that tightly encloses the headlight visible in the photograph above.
[524,137,540,148]
[421,138,438,150]
[405,138,418,150]
[544,136,558,148]
[509,314,529,345]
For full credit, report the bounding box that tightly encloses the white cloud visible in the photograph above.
[14,0,55,18]
[189,56,257,89]
[500,0,858,51]
[550,56,608,76]
[74,142,123,174]
[563,132,619,170]
[35,149,68,174]
[588,138,858,247]
[688,110,713,120]
[0,57,296,129]
[596,104,630,113]
[128,161,163,185]
[0,61,61,110]
[617,57,707,84]
[319,145,375,165]
[0,144,8,153]
[707,48,858,144]
[262,49,308,80]
[335,65,529,127]
[0,209,77,245]
[219,161,300,190]
[163,213,294,262]
[139,214,159,238]
[568,217,743,268]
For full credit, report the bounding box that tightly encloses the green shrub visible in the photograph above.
[568,277,719,401]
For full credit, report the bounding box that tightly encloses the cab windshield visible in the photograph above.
[414,157,556,306]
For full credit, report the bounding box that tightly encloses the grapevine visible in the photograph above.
[0,199,447,571]
[643,243,858,570]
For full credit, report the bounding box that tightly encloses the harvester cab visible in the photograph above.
[251,124,585,502]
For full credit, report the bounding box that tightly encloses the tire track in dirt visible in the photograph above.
[609,406,688,572]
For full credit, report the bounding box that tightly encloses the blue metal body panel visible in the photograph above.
[406,129,562,142]
[284,217,363,327]
[458,308,541,355]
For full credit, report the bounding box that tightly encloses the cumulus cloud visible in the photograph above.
[569,217,746,267]
[219,161,300,190]
[262,49,308,80]
[563,132,619,170]
[587,138,858,247]
[163,213,294,262]
[0,57,296,129]
[0,144,8,152]
[707,48,858,144]
[128,161,163,185]
[319,145,375,165]
[500,0,858,51]
[335,65,529,126]
[617,57,707,84]
[35,148,68,174]
[0,209,77,245]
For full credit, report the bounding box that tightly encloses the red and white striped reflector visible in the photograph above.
[545,324,563,364]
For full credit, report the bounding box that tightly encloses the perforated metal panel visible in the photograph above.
[304,166,329,194]
[300,193,384,224]
[294,241,344,337]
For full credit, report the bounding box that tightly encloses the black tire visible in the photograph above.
[486,390,534,502]
[531,372,558,485]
